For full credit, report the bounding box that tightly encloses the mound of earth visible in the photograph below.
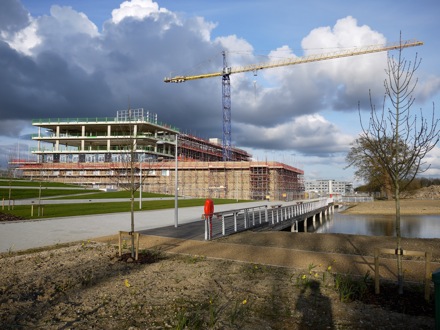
[0,212,26,222]
[401,185,440,199]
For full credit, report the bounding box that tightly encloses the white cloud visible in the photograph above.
[416,75,440,103]
[4,18,39,55]
[235,114,354,155]
[302,16,385,52]
[423,146,440,176]
[111,0,169,24]
[49,5,98,37]
[0,2,438,180]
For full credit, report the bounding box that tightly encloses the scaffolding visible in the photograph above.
[17,160,304,201]
[250,164,270,200]
[16,112,305,201]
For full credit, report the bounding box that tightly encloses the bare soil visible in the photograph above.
[342,198,440,215]
[0,198,439,329]
[1,238,437,330]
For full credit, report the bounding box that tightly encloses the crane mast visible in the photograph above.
[164,40,423,161]
[222,51,232,161]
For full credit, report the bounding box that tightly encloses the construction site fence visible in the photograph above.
[204,198,331,240]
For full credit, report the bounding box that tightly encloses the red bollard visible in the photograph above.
[204,199,214,239]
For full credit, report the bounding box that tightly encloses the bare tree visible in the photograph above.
[358,37,439,293]
[111,110,145,258]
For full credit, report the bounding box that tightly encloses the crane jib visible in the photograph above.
[163,39,423,161]
[163,40,423,83]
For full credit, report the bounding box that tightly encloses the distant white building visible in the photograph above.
[305,179,353,196]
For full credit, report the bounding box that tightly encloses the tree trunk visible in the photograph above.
[130,150,136,258]
[395,184,403,294]
[130,189,135,258]
[384,174,393,200]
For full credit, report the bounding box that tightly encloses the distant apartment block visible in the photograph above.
[304,179,353,196]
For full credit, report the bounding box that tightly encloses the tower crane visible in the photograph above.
[164,40,423,161]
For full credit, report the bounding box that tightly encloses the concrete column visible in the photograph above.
[304,218,307,232]
[291,221,298,232]
[107,125,111,152]
[133,124,137,151]
[55,126,60,151]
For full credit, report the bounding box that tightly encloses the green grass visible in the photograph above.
[0,178,80,188]
[1,198,250,219]
[0,188,100,200]
[0,188,181,200]
[57,190,170,199]
[0,178,252,219]
[0,178,96,199]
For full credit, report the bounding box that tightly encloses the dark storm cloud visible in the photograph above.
[0,0,30,33]
[0,2,401,159]
[0,41,115,121]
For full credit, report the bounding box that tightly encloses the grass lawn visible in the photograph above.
[56,190,170,199]
[0,188,101,200]
[1,198,250,219]
[0,178,252,219]
[0,178,81,188]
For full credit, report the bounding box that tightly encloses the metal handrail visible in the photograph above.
[204,198,331,240]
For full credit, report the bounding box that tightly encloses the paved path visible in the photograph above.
[0,201,280,253]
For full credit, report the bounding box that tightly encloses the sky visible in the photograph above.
[1,0,440,185]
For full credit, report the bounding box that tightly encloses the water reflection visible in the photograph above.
[313,210,440,239]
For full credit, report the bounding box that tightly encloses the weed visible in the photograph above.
[229,298,249,327]
[243,263,266,276]
[122,239,128,251]
[81,240,92,250]
[7,245,15,255]
[55,279,73,293]
[173,305,204,329]
[80,269,95,287]
[172,294,251,329]
[183,255,206,264]
[145,248,164,262]
[334,271,371,302]
[207,294,220,327]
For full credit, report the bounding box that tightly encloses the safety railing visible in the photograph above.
[204,198,330,240]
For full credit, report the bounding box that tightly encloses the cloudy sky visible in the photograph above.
[1,0,439,184]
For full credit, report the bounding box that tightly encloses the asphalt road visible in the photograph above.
[0,201,279,253]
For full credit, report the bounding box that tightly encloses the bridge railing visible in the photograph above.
[205,198,330,240]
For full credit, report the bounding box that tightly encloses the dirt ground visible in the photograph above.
[1,199,439,329]
[342,198,440,215]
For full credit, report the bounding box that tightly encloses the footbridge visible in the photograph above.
[204,198,334,240]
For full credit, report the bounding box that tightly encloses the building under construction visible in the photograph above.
[16,109,304,201]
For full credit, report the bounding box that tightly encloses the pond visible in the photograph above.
[313,209,440,239]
